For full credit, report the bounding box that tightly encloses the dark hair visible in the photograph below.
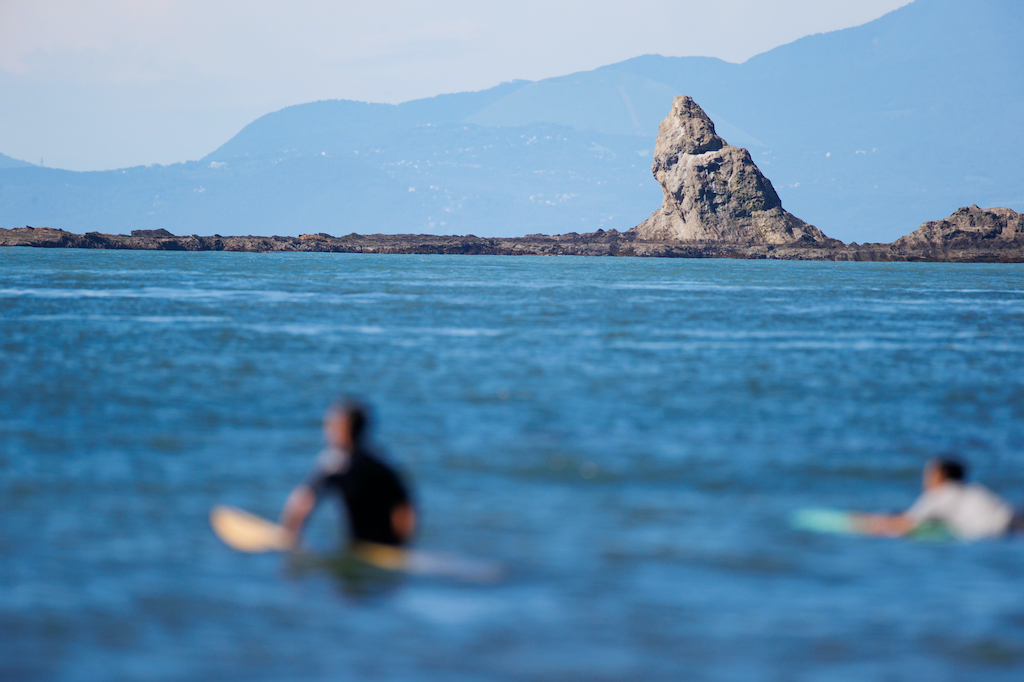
[329,399,370,443]
[934,458,966,482]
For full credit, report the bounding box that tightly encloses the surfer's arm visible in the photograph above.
[280,485,317,545]
[855,490,949,536]
[851,513,916,536]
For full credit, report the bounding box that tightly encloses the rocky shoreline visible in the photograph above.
[4,96,1022,263]
[2,219,1022,262]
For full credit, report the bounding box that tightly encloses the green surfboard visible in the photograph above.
[790,507,953,541]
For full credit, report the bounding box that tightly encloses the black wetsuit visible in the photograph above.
[307,447,413,546]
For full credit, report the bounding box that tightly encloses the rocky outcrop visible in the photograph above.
[131,229,175,238]
[632,96,839,247]
[890,205,1024,261]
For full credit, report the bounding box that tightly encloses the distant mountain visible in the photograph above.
[2,0,1021,242]
[0,153,33,169]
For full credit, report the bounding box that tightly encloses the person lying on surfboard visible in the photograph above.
[279,400,416,548]
[856,458,1021,540]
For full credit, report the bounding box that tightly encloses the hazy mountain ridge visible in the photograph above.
[1,0,1020,242]
[0,152,34,169]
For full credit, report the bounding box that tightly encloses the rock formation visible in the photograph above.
[632,96,839,246]
[893,205,1024,253]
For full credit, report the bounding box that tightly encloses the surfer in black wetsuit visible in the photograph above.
[280,400,416,547]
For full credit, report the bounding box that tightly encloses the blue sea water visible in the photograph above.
[2,247,1024,681]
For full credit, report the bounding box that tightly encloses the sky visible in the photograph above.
[0,0,912,171]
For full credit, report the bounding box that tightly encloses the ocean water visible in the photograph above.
[2,247,1024,681]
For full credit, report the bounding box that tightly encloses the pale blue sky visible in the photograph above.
[0,0,911,171]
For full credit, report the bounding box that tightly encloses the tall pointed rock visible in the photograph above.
[633,96,838,246]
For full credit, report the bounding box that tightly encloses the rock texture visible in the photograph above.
[633,96,839,247]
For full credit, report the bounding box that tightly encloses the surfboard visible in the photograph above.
[209,505,503,582]
[790,507,953,541]
[790,508,861,535]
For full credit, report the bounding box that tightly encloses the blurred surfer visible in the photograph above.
[280,400,416,548]
[856,458,1020,540]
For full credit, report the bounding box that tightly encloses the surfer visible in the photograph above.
[856,458,1020,540]
[280,400,416,548]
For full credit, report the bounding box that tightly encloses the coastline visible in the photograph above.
[4,226,1022,263]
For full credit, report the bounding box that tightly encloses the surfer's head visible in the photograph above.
[924,457,966,489]
[324,399,370,449]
